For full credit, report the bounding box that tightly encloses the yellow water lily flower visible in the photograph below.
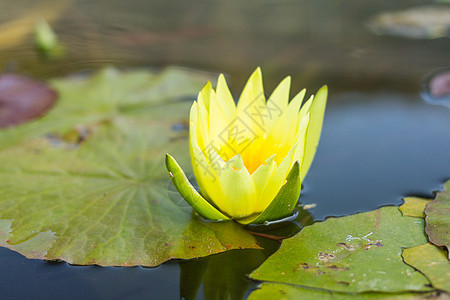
[166,68,327,224]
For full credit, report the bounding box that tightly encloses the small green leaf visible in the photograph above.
[400,197,432,218]
[165,154,229,221]
[34,20,64,59]
[251,207,430,293]
[403,243,450,293]
[425,180,450,254]
[238,162,301,225]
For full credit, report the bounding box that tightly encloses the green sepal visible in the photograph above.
[165,154,230,221]
[238,161,301,225]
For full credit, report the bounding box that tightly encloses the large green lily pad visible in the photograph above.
[0,68,260,266]
[250,207,430,293]
[403,243,450,293]
[425,180,450,253]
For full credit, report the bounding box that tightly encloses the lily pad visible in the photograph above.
[0,74,57,128]
[403,243,450,293]
[400,197,432,218]
[425,180,450,253]
[250,207,430,293]
[249,283,438,300]
[367,6,450,39]
[0,68,260,266]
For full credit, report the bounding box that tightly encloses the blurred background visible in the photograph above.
[1,0,449,94]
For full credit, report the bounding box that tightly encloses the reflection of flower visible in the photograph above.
[166,68,327,224]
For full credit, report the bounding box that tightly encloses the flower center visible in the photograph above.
[219,136,292,174]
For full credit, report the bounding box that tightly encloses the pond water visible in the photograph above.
[1,0,449,299]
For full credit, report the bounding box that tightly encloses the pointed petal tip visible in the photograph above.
[292,160,300,176]
[165,153,172,164]
[282,75,292,85]
[318,85,328,94]
[252,67,262,78]
[202,81,212,92]
[165,153,179,172]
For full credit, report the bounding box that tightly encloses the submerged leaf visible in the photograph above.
[0,68,260,266]
[251,207,430,293]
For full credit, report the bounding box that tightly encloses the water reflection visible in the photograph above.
[179,242,277,300]
[177,205,313,299]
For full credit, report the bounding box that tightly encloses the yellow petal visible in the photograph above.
[236,67,266,137]
[190,110,225,202]
[198,81,211,112]
[297,95,313,131]
[293,113,311,168]
[251,154,277,206]
[216,155,257,217]
[301,85,327,181]
[194,100,226,170]
[257,143,296,212]
[216,74,236,121]
[209,89,231,154]
[283,89,305,141]
[265,88,305,146]
[194,97,210,152]
[265,76,291,132]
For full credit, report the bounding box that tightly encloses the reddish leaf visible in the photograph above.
[0,74,57,128]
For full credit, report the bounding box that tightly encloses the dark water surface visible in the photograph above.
[1,0,449,299]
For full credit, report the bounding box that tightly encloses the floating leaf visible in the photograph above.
[403,243,450,293]
[249,283,438,300]
[425,180,450,253]
[400,197,432,218]
[367,6,450,39]
[0,74,57,128]
[0,68,260,266]
[251,207,430,293]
